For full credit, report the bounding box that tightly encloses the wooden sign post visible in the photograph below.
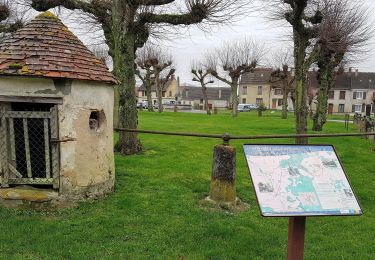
[243,145,363,260]
[287,217,306,260]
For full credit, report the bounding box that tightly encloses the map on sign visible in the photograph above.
[244,145,362,217]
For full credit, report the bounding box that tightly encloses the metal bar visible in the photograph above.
[8,178,54,185]
[5,111,51,119]
[0,107,9,187]
[50,106,60,189]
[8,163,22,178]
[115,128,375,140]
[44,118,51,179]
[9,118,16,163]
[23,118,32,178]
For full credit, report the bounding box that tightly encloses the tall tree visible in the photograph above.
[270,49,294,119]
[31,0,249,155]
[136,44,158,112]
[312,0,372,131]
[207,38,264,117]
[266,0,323,144]
[152,52,175,113]
[191,60,214,115]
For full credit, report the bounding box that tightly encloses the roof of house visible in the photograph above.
[179,85,231,101]
[0,12,117,84]
[240,68,273,85]
[333,72,375,90]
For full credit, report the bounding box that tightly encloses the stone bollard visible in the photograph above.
[174,105,178,113]
[209,144,236,205]
[214,107,218,115]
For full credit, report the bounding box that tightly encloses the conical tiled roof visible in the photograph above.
[0,12,117,84]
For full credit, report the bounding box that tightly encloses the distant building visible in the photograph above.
[240,68,375,115]
[177,85,232,109]
[239,68,295,110]
[137,75,179,105]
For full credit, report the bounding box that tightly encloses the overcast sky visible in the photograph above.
[43,0,375,87]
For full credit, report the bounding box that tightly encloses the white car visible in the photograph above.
[238,104,252,112]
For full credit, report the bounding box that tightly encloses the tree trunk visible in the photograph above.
[201,83,211,115]
[112,2,142,155]
[313,65,331,131]
[146,83,154,112]
[281,84,289,119]
[156,84,164,113]
[231,80,239,117]
[294,34,309,145]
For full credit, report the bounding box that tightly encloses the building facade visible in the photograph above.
[177,85,232,109]
[240,68,375,115]
[137,75,179,105]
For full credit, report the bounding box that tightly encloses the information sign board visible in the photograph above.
[244,145,362,217]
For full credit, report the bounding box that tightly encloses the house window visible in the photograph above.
[242,86,248,95]
[162,91,166,98]
[340,91,346,100]
[353,104,362,113]
[278,99,283,106]
[338,104,345,113]
[328,91,334,99]
[275,88,283,95]
[200,99,204,104]
[242,98,247,104]
[353,91,366,100]
[256,98,263,105]
[257,86,263,95]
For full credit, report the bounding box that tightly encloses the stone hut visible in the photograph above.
[0,12,117,205]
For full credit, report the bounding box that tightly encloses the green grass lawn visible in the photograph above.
[1,111,374,259]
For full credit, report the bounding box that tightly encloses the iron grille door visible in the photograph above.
[0,107,59,188]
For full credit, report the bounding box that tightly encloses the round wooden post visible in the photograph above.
[209,144,236,204]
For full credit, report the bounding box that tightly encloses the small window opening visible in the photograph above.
[89,110,106,132]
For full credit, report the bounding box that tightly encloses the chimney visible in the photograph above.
[349,67,352,73]
[219,89,222,99]
[355,69,359,77]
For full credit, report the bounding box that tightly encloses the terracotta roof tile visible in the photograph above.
[0,11,117,85]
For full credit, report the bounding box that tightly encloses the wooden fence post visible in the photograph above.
[210,144,236,205]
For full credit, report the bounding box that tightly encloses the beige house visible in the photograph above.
[0,12,116,205]
[137,75,179,106]
[240,68,295,110]
[239,68,375,116]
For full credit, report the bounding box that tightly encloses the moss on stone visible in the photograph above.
[9,63,22,69]
[36,11,58,20]
[210,179,236,203]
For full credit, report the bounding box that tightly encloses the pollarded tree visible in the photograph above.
[270,49,294,119]
[152,51,175,113]
[207,38,264,117]
[265,0,323,144]
[191,60,214,115]
[30,0,249,155]
[312,0,372,131]
[136,44,158,112]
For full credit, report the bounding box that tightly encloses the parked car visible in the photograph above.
[137,101,148,109]
[238,104,252,112]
